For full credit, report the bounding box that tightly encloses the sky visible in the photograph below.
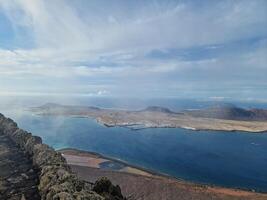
[0,0,266,100]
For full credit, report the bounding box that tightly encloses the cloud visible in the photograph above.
[1,0,266,50]
[0,0,266,99]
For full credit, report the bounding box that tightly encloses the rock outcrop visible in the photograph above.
[0,113,124,200]
[0,131,40,199]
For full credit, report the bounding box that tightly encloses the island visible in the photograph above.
[31,103,267,133]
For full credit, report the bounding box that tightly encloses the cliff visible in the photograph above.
[0,113,124,200]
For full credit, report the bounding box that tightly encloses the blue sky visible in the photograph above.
[0,0,266,100]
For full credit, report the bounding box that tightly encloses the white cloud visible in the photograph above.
[1,0,266,50]
[0,0,266,98]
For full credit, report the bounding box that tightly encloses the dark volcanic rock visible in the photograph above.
[93,177,125,200]
[0,132,40,200]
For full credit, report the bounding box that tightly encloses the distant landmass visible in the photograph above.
[142,106,175,114]
[186,104,267,121]
[31,103,267,133]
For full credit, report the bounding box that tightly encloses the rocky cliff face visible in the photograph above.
[0,113,124,200]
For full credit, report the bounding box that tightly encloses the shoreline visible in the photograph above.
[31,111,267,133]
[32,112,267,133]
[100,121,267,133]
[72,115,267,134]
[58,147,267,194]
[30,103,267,133]
[59,147,171,178]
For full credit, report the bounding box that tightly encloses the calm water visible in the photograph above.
[3,110,267,192]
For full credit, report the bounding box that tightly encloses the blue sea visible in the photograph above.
[2,109,267,192]
[1,97,267,192]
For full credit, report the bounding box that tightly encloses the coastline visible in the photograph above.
[31,111,267,133]
[58,147,267,194]
[58,147,171,178]
[100,121,267,133]
[96,116,267,133]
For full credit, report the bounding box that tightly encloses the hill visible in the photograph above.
[186,104,267,121]
[142,106,175,114]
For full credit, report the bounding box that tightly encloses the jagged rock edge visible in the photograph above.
[0,113,116,200]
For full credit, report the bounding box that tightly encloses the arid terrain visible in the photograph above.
[59,148,267,200]
[32,103,267,133]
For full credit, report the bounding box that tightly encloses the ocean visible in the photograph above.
[2,110,267,192]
